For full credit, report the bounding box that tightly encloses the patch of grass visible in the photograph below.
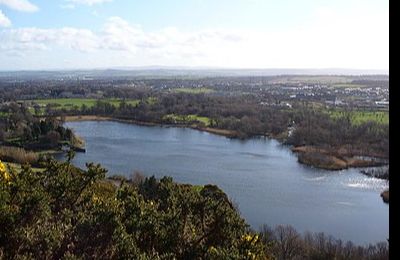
[327,110,389,125]
[22,98,140,112]
[28,98,98,107]
[163,114,211,126]
[173,87,214,94]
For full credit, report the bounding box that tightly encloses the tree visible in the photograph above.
[44,130,61,146]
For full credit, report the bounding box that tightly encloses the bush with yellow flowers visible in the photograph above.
[0,160,10,183]
[0,155,272,259]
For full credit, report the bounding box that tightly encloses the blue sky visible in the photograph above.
[0,0,389,70]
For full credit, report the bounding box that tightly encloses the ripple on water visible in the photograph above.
[303,176,327,181]
[344,177,388,191]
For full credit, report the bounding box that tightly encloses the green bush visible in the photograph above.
[0,158,269,259]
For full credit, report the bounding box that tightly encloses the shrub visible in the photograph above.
[0,159,270,259]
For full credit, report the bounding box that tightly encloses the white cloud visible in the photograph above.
[1,27,99,52]
[66,0,112,6]
[0,9,11,27]
[0,0,38,12]
[0,17,238,54]
[0,9,389,70]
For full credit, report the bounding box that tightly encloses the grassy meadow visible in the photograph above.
[172,87,214,94]
[21,98,141,114]
[163,114,211,126]
[327,110,389,125]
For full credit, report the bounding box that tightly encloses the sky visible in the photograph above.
[0,0,389,71]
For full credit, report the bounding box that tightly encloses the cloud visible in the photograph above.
[66,0,112,6]
[0,11,389,70]
[0,9,11,27]
[0,0,38,12]
[1,27,99,52]
[0,17,240,54]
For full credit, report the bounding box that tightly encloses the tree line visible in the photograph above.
[40,92,389,158]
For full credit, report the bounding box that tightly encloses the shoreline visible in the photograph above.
[62,115,239,138]
[62,115,388,172]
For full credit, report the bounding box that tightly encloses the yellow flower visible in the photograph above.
[0,160,6,172]
[92,195,100,203]
[0,160,11,183]
[242,234,252,241]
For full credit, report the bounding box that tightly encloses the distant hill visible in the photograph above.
[0,67,388,80]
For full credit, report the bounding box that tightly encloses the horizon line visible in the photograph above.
[0,66,389,74]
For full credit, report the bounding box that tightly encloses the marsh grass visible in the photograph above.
[0,146,39,165]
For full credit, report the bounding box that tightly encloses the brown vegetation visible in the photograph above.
[260,224,389,259]
[297,151,347,170]
[293,146,388,170]
[0,146,39,165]
[195,127,238,138]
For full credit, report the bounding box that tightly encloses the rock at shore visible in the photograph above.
[380,190,389,203]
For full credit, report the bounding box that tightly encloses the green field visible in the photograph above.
[25,98,140,108]
[163,114,211,126]
[271,76,352,84]
[327,110,389,125]
[21,98,142,114]
[331,84,366,88]
[172,87,214,94]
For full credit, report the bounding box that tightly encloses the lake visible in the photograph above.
[60,120,389,245]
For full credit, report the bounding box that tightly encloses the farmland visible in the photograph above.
[326,110,389,125]
[20,98,141,114]
[23,98,140,109]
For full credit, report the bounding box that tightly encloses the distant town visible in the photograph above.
[0,71,389,111]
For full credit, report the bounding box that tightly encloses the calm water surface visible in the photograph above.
[61,121,388,245]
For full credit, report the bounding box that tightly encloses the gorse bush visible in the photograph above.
[0,157,268,259]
